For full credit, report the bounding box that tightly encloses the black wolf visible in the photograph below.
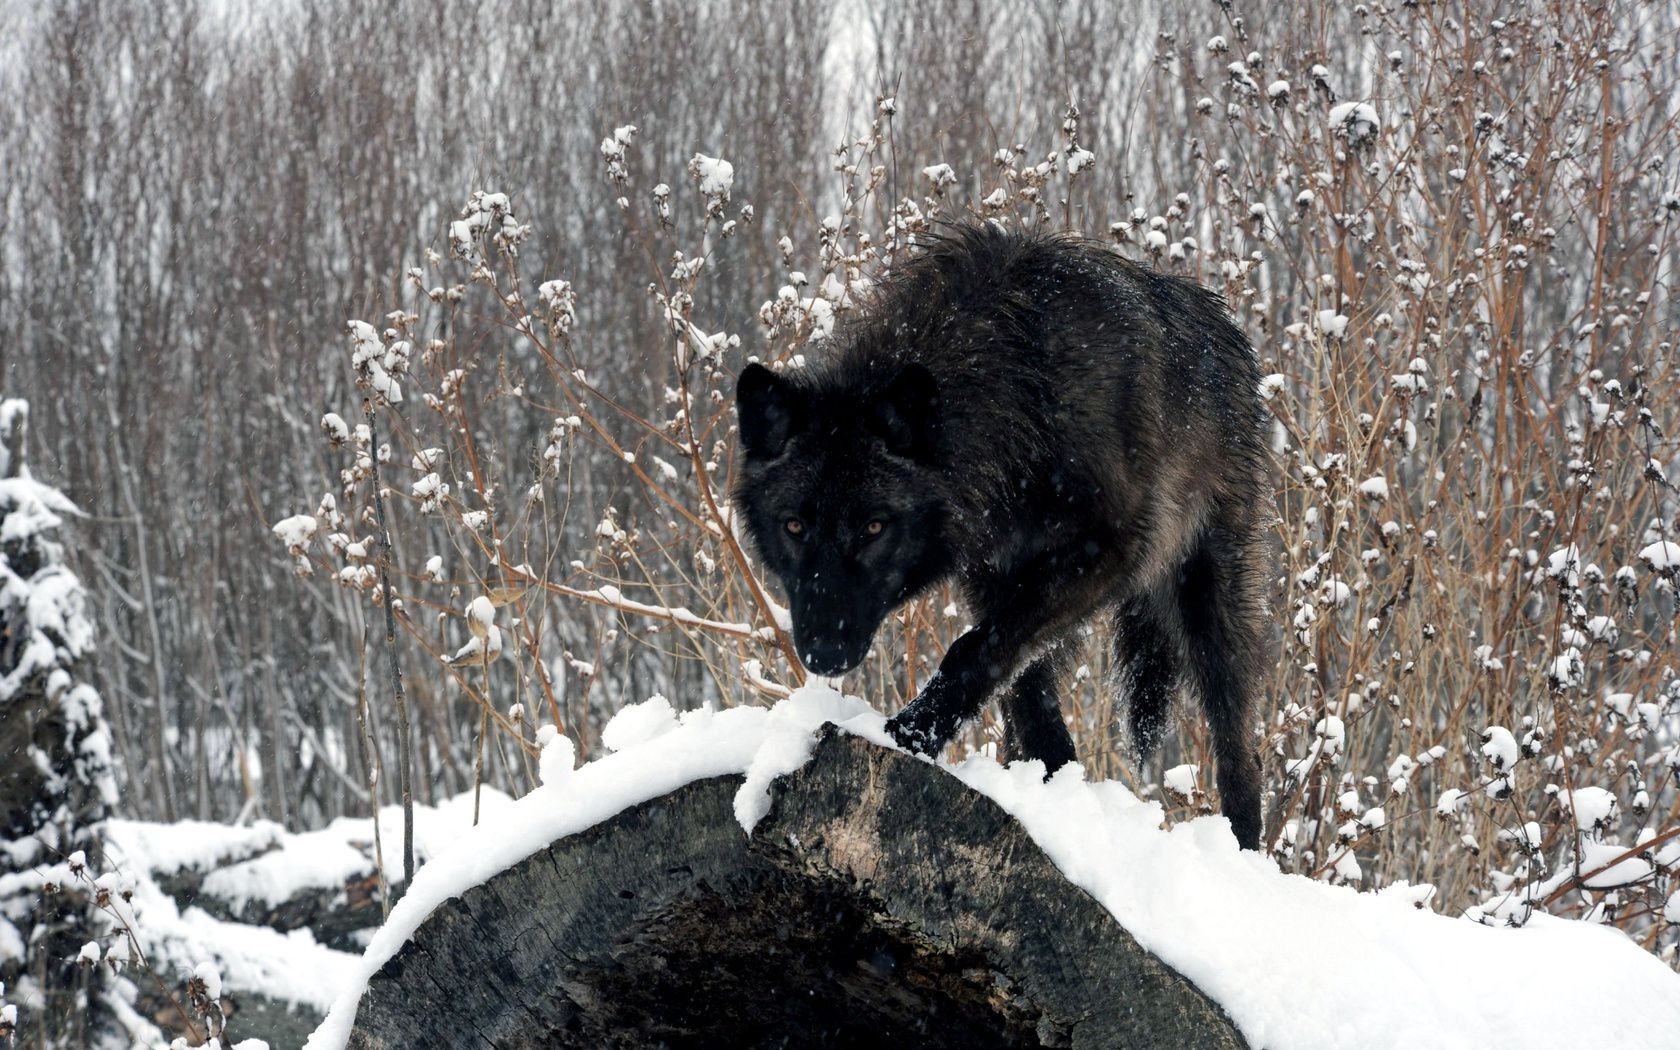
[731,223,1270,850]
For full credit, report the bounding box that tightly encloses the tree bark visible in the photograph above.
[347,728,1245,1049]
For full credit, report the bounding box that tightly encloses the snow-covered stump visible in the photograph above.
[346,728,1243,1049]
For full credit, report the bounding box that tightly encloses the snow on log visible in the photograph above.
[308,689,1680,1050]
[345,727,1240,1049]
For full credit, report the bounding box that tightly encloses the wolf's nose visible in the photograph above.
[800,641,860,677]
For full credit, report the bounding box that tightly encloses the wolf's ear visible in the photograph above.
[871,363,941,461]
[736,363,800,457]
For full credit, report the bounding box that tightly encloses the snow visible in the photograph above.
[599,693,680,753]
[101,791,513,1015]
[1314,714,1346,758]
[305,686,1680,1050]
[536,726,575,786]
[1390,372,1428,395]
[1436,788,1470,817]
[271,514,317,553]
[1,439,120,935]
[197,827,377,915]
[447,191,527,265]
[1559,785,1617,832]
[1329,101,1380,143]
[193,961,223,1002]
[1545,544,1582,587]
[1163,763,1199,799]
[346,320,404,405]
[464,595,495,635]
[0,475,79,545]
[319,413,350,445]
[1639,540,1680,571]
[1357,475,1389,501]
[95,858,356,1014]
[1578,840,1652,890]
[921,163,957,189]
[304,692,874,1050]
[1480,725,1519,772]
[1315,309,1349,338]
[687,153,734,197]
[411,472,448,512]
[1320,579,1352,608]
[0,920,20,963]
[99,820,288,879]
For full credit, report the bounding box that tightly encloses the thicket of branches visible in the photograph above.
[4,0,1679,963]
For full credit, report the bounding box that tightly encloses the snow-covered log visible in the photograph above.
[147,840,384,954]
[310,688,1680,1050]
[345,727,1242,1048]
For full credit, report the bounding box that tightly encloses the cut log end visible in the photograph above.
[347,729,1245,1049]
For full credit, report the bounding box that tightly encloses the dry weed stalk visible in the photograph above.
[277,3,1679,964]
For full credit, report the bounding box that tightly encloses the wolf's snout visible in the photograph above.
[796,633,867,676]
[792,614,871,676]
[800,651,858,676]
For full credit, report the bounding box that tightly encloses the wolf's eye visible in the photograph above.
[785,518,805,536]
[865,520,885,537]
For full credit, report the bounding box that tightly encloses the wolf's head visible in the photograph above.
[731,361,951,676]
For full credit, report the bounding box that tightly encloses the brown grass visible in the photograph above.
[284,0,1680,967]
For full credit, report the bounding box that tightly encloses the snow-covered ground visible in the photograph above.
[305,686,1680,1050]
[101,791,513,1023]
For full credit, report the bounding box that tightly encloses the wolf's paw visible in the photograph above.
[884,715,933,755]
[885,702,952,756]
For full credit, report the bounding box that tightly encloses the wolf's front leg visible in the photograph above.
[885,627,999,755]
[886,546,1118,756]
[883,671,963,755]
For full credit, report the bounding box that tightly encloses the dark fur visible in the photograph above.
[732,223,1270,850]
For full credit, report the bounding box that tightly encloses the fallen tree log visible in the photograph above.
[347,727,1244,1049]
[151,860,385,954]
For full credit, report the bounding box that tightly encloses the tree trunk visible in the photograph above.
[347,729,1245,1049]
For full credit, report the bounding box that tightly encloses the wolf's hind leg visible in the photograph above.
[1113,591,1181,762]
[1175,526,1266,851]
[999,647,1076,775]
